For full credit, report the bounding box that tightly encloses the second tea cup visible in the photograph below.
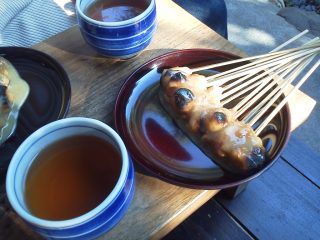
[76,0,157,59]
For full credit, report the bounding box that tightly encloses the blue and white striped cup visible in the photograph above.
[6,117,135,239]
[76,0,157,59]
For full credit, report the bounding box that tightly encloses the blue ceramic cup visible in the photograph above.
[76,0,157,59]
[6,117,135,239]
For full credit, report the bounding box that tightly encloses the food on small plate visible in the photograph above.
[0,57,30,145]
[0,59,11,129]
[159,67,265,175]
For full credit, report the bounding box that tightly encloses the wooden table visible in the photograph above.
[0,0,317,239]
[164,136,320,240]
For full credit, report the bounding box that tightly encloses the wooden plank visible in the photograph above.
[0,208,42,240]
[0,184,42,240]
[216,158,320,240]
[97,173,218,240]
[285,86,316,132]
[281,136,320,187]
[0,207,32,240]
[163,199,254,240]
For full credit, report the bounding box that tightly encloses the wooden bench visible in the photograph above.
[164,136,320,239]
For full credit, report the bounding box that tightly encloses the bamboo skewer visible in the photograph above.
[190,30,320,87]
[244,53,316,125]
[206,51,296,83]
[204,36,319,90]
[221,80,262,106]
[220,57,300,101]
[231,60,301,118]
[255,59,320,135]
[206,46,320,86]
[174,32,320,135]
[208,35,320,133]
[207,50,290,80]
[190,41,319,75]
[230,50,317,115]
[217,35,319,104]
[270,29,309,52]
[303,37,320,46]
[241,66,300,123]
[190,50,286,73]
[247,63,311,127]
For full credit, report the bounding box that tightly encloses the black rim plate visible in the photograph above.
[0,47,71,175]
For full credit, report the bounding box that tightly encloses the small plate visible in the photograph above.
[115,49,291,189]
[0,47,71,175]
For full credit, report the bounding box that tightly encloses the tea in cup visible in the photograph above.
[75,0,157,59]
[6,117,135,239]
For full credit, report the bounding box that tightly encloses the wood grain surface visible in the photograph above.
[216,138,320,240]
[165,139,320,240]
[0,0,316,239]
[164,199,254,240]
[281,137,320,186]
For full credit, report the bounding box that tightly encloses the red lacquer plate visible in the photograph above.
[114,49,291,189]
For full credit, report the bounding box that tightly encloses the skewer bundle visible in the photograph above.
[159,30,320,175]
[187,30,320,134]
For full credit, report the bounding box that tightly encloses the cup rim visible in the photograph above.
[6,117,129,229]
[76,0,155,27]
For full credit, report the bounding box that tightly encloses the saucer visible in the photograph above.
[0,47,71,176]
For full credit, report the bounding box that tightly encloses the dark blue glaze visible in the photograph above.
[86,37,154,58]
[76,0,157,58]
[79,22,156,47]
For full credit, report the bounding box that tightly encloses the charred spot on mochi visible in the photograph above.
[0,85,9,108]
[174,88,194,110]
[0,85,7,96]
[246,146,265,170]
[199,115,207,134]
[170,71,187,82]
[213,112,227,124]
[199,111,227,133]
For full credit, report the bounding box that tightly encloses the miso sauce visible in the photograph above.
[84,0,149,22]
[25,135,122,221]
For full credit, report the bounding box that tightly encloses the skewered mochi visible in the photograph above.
[159,67,265,175]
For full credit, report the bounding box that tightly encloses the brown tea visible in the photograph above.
[25,135,122,221]
[84,0,149,22]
